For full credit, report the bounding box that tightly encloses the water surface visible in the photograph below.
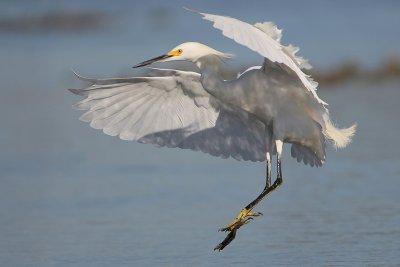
[1,1,400,266]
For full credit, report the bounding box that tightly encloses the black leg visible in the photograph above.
[215,143,284,251]
[246,145,283,212]
[214,229,236,251]
[245,155,282,212]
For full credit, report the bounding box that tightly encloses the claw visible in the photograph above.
[215,217,254,251]
[218,209,263,232]
[247,211,263,217]
[216,209,264,250]
[241,217,253,225]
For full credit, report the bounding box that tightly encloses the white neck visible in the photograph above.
[195,55,225,98]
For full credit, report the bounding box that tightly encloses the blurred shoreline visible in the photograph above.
[308,57,400,87]
[160,59,400,87]
[0,10,110,33]
[1,8,399,87]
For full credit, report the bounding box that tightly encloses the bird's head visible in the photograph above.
[133,42,233,68]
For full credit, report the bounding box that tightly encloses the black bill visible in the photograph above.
[132,54,172,68]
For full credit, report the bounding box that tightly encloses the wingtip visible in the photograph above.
[182,6,204,16]
[71,68,82,79]
[71,69,95,82]
[182,6,198,13]
[68,88,85,96]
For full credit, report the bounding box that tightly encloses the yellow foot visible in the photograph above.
[218,208,263,232]
[214,209,262,251]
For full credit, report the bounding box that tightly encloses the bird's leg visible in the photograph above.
[215,142,283,251]
[218,150,277,233]
[266,151,272,188]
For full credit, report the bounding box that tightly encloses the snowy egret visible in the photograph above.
[69,9,356,251]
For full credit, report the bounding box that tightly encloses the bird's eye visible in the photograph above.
[178,49,183,54]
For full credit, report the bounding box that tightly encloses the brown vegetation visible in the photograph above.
[0,11,109,33]
[309,57,400,86]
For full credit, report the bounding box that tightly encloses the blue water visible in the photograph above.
[1,1,400,266]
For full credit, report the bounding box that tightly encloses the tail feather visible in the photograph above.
[324,119,356,149]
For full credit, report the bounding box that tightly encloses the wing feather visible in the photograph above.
[195,11,328,107]
[70,69,269,162]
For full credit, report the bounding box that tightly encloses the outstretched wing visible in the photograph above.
[193,10,328,107]
[69,69,268,162]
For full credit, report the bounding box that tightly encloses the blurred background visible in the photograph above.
[1,0,399,266]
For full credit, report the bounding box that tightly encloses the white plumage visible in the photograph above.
[198,11,328,106]
[70,69,269,161]
[69,9,356,251]
[70,10,356,165]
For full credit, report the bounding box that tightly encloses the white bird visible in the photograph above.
[69,9,356,251]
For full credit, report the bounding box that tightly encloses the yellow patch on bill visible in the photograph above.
[168,49,183,56]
